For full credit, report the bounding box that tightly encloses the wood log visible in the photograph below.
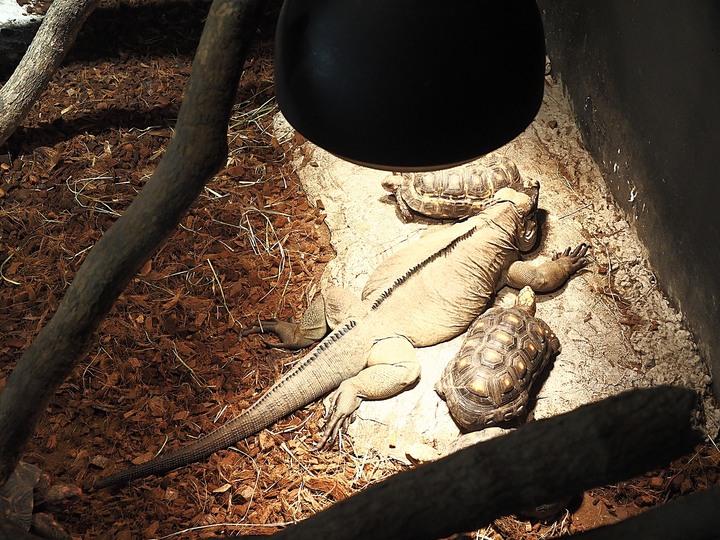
[569,486,720,540]
[0,0,265,485]
[259,386,701,540]
[0,0,101,148]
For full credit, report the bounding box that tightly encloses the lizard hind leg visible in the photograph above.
[317,335,420,448]
[241,285,362,349]
[240,319,321,350]
[241,293,330,350]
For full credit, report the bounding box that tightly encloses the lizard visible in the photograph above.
[94,180,589,489]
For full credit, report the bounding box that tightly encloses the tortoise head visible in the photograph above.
[381,174,403,194]
[515,287,562,355]
[34,483,82,514]
[514,286,537,316]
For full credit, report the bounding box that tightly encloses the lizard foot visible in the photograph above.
[552,243,590,273]
[240,319,316,350]
[315,380,363,449]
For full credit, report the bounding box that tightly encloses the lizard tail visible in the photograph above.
[93,410,260,489]
[94,321,358,490]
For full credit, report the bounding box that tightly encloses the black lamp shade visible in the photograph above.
[274,0,546,171]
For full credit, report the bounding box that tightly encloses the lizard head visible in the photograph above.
[493,180,540,251]
[518,178,540,215]
[493,178,539,218]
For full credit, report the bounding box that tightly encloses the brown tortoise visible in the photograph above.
[0,462,81,540]
[436,286,560,431]
[382,154,524,222]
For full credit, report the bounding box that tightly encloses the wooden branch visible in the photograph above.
[0,0,101,148]
[0,0,265,485]
[568,486,720,540]
[259,387,701,540]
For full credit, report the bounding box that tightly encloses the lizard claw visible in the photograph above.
[315,381,363,449]
[240,319,280,338]
[552,243,590,272]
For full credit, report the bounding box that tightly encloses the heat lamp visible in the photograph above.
[274,0,546,171]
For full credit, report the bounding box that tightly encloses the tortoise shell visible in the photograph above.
[383,154,523,221]
[0,462,79,539]
[0,462,41,532]
[436,287,560,431]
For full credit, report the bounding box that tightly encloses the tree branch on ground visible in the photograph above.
[0,0,265,485]
[0,0,101,148]
[251,387,701,540]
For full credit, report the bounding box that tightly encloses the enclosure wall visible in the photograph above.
[537,0,720,398]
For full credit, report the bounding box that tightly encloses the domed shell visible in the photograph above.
[436,300,560,431]
[387,155,523,220]
[0,462,41,532]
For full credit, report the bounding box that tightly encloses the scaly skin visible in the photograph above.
[94,321,367,489]
[95,184,589,488]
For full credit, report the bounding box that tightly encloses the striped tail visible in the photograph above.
[94,321,359,489]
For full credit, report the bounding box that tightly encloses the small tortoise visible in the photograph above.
[0,462,81,540]
[382,154,523,221]
[436,286,560,431]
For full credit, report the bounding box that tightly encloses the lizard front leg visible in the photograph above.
[504,243,590,293]
[317,335,420,448]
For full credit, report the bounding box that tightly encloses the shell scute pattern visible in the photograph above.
[436,291,560,431]
[0,463,39,531]
[383,155,524,221]
[0,462,80,539]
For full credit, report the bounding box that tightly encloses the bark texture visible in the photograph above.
[0,0,265,485]
[0,0,101,148]
[257,387,701,540]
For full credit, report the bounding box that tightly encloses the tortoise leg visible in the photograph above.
[504,243,590,293]
[395,194,415,222]
[31,513,72,540]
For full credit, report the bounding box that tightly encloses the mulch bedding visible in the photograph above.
[1,1,718,538]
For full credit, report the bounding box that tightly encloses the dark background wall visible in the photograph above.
[536,1,720,397]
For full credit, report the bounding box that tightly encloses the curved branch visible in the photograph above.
[0,0,265,485]
[0,0,100,148]
[262,387,701,540]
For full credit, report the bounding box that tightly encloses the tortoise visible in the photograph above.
[435,286,560,431]
[0,462,81,540]
[382,154,523,222]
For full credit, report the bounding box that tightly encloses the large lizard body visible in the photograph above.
[95,184,588,488]
[361,206,523,346]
